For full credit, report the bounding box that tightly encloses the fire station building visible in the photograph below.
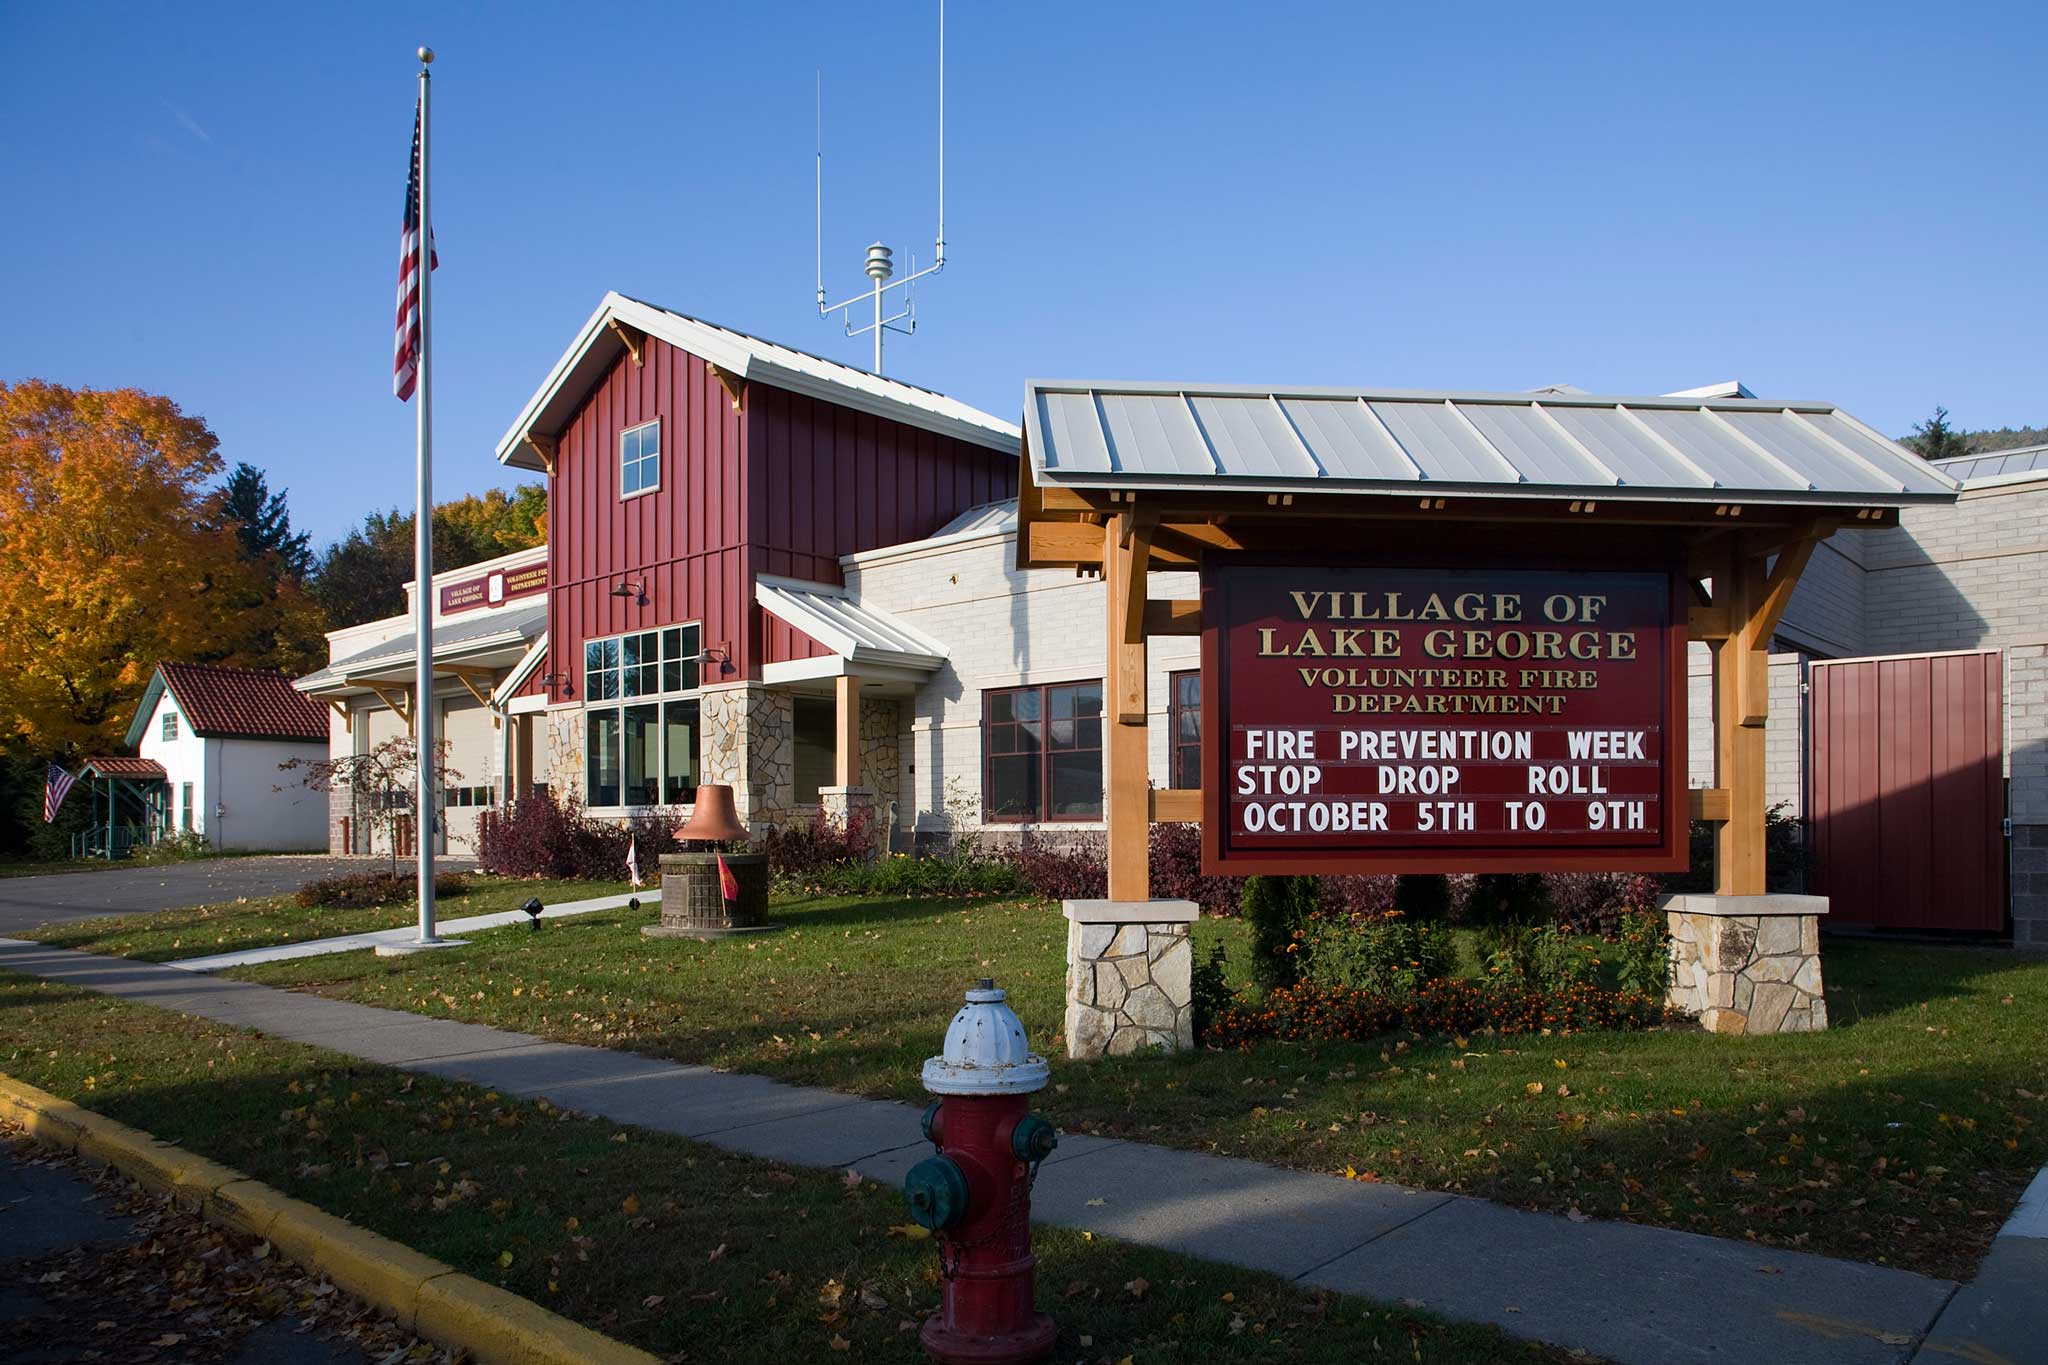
[297,295,2045,946]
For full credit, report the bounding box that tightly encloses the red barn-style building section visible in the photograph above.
[494,293,1018,835]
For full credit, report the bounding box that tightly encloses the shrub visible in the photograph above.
[1147,821,1245,917]
[1003,834,1107,902]
[803,851,1022,899]
[295,870,472,909]
[132,830,210,865]
[1190,943,1234,1044]
[1301,909,1456,996]
[759,808,877,887]
[1666,802,1807,894]
[1243,875,1317,991]
[1476,919,1535,986]
[477,795,647,880]
[1205,977,1671,1048]
[1466,872,1550,926]
[1392,874,1452,922]
[1317,873,1400,919]
[1545,872,1632,936]
[1529,922,1601,991]
[1613,906,1673,996]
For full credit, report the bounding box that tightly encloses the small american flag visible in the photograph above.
[392,100,438,402]
[42,763,77,824]
[716,853,739,903]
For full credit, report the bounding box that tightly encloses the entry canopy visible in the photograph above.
[1023,382,1955,507]
[295,603,547,697]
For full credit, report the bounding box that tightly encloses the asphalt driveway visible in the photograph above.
[0,856,475,935]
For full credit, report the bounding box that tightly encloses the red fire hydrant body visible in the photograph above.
[905,981,1058,1364]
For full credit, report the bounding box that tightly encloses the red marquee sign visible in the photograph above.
[1199,559,1688,876]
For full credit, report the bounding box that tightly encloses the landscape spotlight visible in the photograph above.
[521,896,544,931]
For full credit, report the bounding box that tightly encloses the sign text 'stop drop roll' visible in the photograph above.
[1199,561,1688,876]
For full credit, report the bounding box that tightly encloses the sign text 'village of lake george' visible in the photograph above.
[1199,561,1689,875]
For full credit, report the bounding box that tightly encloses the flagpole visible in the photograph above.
[414,46,437,946]
[381,44,460,958]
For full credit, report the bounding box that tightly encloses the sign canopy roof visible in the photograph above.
[1023,381,1956,509]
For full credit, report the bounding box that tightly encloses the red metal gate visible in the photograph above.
[1809,650,2005,932]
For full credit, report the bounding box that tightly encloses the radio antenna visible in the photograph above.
[814,0,947,376]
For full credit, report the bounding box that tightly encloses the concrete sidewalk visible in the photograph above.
[0,938,1976,1365]
[169,888,657,973]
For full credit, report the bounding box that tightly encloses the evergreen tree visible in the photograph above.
[220,461,313,578]
[1906,406,1971,462]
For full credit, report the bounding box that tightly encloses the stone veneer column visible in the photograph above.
[700,683,795,830]
[542,709,583,803]
[1063,899,1198,1058]
[1664,893,1828,1034]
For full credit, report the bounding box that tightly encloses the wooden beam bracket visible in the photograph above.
[1688,787,1731,823]
[706,362,745,412]
[607,318,645,367]
[1150,788,1202,823]
[523,431,557,477]
[1143,599,1202,637]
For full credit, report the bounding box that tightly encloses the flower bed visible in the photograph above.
[1205,977,1672,1047]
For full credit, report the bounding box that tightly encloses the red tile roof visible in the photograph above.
[158,662,329,743]
[82,756,167,780]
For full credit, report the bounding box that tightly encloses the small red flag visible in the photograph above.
[716,853,739,902]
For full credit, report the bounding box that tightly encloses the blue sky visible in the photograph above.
[3,1,2042,546]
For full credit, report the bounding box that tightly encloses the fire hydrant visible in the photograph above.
[903,978,1059,1364]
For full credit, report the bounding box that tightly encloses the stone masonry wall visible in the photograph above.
[1064,907,1195,1058]
[542,708,582,802]
[1666,899,1826,1034]
[701,683,796,830]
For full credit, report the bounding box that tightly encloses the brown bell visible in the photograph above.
[675,783,749,844]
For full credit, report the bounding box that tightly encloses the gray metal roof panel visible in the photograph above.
[1021,382,1960,506]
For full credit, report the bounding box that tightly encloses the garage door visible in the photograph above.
[1809,650,2006,932]
[440,699,498,855]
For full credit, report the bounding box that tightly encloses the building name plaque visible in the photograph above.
[439,561,548,615]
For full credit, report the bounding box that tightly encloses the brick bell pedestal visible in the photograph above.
[1663,893,1829,1034]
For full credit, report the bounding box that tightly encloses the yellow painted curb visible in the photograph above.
[0,1072,662,1365]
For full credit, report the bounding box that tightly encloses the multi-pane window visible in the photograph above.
[620,419,660,497]
[180,783,194,831]
[161,712,179,741]
[1170,671,1202,790]
[983,681,1104,822]
[584,624,701,808]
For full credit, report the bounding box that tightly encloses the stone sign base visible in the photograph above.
[1063,899,1198,1059]
[1664,893,1828,1034]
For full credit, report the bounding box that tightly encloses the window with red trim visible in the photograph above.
[983,681,1103,822]
[1169,670,1201,790]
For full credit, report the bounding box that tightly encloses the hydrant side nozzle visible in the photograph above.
[904,1154,968,1232]
[921,1099,944,1146]
[1010,1113,1058,1165]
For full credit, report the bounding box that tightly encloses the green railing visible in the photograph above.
[70,824,162,861]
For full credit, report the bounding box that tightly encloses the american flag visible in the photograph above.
[42,763,77,824]
[392,101,437,402]
[716,852,739,903]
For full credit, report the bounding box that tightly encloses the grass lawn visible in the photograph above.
[214,892,2048,1283]
[0,970,1583,1365]
[21,876,631,961]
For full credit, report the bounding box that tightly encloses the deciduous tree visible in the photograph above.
[0,381,287,754]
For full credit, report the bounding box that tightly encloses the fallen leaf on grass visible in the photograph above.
[620,1194,641,1215]
[1125,1276,1150,1299]
[887,1224,931,1240]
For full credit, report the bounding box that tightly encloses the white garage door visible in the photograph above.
[440,698,498,855]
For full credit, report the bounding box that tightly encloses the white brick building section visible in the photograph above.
[845,530,1198,835]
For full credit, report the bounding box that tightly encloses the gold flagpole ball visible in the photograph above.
[418,47,434,64]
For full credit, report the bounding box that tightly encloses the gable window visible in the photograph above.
[983,681,1103,822]
[584,624,700,808]
[620,418,660,498]
[161,712,179,742]
[1170,670,1201,790]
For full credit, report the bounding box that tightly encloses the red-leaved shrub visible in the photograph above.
[478,796,683,880]
[1003,833,1107,901]
[759,808,877,882]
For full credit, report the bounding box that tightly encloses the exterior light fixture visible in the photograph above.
[610,577,647,602]
[521,896,544,931]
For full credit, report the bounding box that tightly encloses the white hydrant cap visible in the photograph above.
[921,979,1050,1095]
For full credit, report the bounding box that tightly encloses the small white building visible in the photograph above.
[112,662,332,851]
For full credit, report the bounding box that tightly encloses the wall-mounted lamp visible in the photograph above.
[610,576,648,603]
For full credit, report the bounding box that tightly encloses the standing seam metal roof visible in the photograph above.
[1024,382,1957,505]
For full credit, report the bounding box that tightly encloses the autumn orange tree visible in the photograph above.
[0,381,295,755]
